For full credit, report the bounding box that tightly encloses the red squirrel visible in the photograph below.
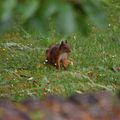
[45,40,71,70]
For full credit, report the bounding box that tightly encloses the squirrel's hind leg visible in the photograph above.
[56,60,61,70]
[62,59,68,70]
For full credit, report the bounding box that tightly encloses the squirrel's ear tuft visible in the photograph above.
[61,41,64,45]
[65,40,67,43]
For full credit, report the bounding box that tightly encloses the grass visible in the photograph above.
[0,0,120,101]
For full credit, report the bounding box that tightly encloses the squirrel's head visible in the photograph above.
[59,40,71,53]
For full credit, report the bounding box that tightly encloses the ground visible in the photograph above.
[0,0,120,101]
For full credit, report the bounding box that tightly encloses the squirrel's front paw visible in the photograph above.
[44,59,48,64]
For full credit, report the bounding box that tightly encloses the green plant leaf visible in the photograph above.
[42,0,59,18]
[0,0,17,21]
[56,4,76,35]
[84,0,107,29]
[18,0,39,20]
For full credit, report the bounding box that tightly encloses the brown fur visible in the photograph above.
[45,41,71,70]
